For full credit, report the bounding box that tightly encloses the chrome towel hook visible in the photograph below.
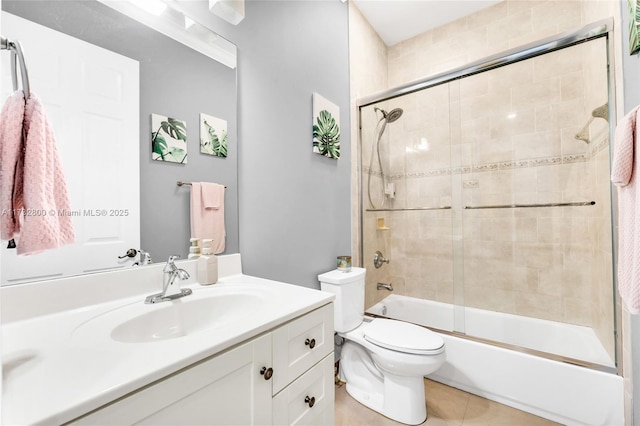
[1,35,31,99]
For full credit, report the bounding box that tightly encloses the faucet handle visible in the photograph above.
[373,251,390,269]
[139,249,152,265]
[118,248,138,259]
[163,255,180,272]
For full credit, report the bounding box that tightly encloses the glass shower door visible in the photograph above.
[457,37,615,367]
[360,34,615,369]
[361,84,456,332]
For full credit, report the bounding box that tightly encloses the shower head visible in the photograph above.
[386,108,404,123]
[374,107,404,123]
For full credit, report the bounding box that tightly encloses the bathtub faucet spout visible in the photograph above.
[377,282,393,291]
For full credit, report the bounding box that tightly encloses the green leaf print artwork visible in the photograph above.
[313,109,340,159]
[200,113,228,158]
[151,114,188,164]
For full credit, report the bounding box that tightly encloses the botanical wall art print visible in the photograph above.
[151,113,188,164]
[312,92,341,160]
[200,113,228,157]
[630,0,640,54]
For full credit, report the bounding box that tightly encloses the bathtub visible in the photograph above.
[367,294,624,425]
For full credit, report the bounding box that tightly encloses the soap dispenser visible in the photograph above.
[188,237,201,259]
[197,239,218,285]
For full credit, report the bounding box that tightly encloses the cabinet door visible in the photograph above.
[272,354,335,426]
[272,303,333,394]
[71,334,273,425]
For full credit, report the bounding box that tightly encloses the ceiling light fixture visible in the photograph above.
[209,0,245,25]
[184,16,195,30]
[97,0,237,69]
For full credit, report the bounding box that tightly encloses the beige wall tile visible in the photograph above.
[514,242,564,269]
[464,285,517,313]
[563,297,593,326]
[532,1,583,34]
[515,291,563,321]
[487,8,533,50]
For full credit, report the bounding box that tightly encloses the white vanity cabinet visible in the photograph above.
[272,302,335,425]
[272,356,334,426]
[69,303,334,426]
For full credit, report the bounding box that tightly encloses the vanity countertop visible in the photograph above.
[1,256,334,425]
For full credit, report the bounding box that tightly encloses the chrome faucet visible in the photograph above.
[136,249,153,266]
[377,282,393,291]
[144,255,193,304]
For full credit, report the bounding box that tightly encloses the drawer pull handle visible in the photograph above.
[260,366,273,380]
[305,395,316,408]
[305,338,316,349]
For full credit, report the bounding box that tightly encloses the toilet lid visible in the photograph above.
[364,318,444,355]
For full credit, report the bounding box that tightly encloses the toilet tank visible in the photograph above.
[318,267,366,333]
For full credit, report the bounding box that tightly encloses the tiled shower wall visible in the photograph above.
[355,0,619,363]
[348,2,387,269]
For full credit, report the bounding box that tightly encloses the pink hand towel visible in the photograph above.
[611,105,640,313]
[201,182,222,209]
[190,182,225,254]
[0,91,26,241]
[0,92,75,255]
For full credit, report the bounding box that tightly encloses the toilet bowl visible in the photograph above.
[318,268,446,425]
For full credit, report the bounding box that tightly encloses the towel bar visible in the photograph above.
[177,181,227,188]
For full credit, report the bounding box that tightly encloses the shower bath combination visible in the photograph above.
[367,106,403,209]
[359,19,616,373]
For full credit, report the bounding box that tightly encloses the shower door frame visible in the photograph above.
[356,18,620,374]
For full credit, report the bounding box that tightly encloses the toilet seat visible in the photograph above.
[363,318,444,355]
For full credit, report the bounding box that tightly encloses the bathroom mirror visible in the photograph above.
[0,0,238,285]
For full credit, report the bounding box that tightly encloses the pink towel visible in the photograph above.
[0,91,75,255]
[190,182,225,254]
[201,182,222,209]
[611,105,640,313]
[0,91,25,241]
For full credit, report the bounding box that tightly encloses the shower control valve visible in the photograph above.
[373,250,390,268]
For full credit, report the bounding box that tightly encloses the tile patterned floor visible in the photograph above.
[335,379,560,426]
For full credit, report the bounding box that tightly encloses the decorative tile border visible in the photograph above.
[365,137,609,180]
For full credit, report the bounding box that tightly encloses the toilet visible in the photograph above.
[319,267,445,425]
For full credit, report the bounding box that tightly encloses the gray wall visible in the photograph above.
[617,2,640,424]
[185,0,353,288]
[234,1,352,288]
[3,0,240,262]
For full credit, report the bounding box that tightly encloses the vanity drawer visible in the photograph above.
[272,303,333,394]
[272,354,334,426]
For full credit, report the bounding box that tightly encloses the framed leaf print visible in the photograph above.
[630,0,640,54]
[312,93,341,160]
[200,113,228,157]
[151,113,188,164]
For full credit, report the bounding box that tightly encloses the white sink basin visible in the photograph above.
[112,292,263,342]
[72,284,271,344]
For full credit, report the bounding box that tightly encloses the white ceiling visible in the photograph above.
[352,0,502,46]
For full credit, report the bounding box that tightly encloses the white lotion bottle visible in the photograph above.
[197,239,218,285]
